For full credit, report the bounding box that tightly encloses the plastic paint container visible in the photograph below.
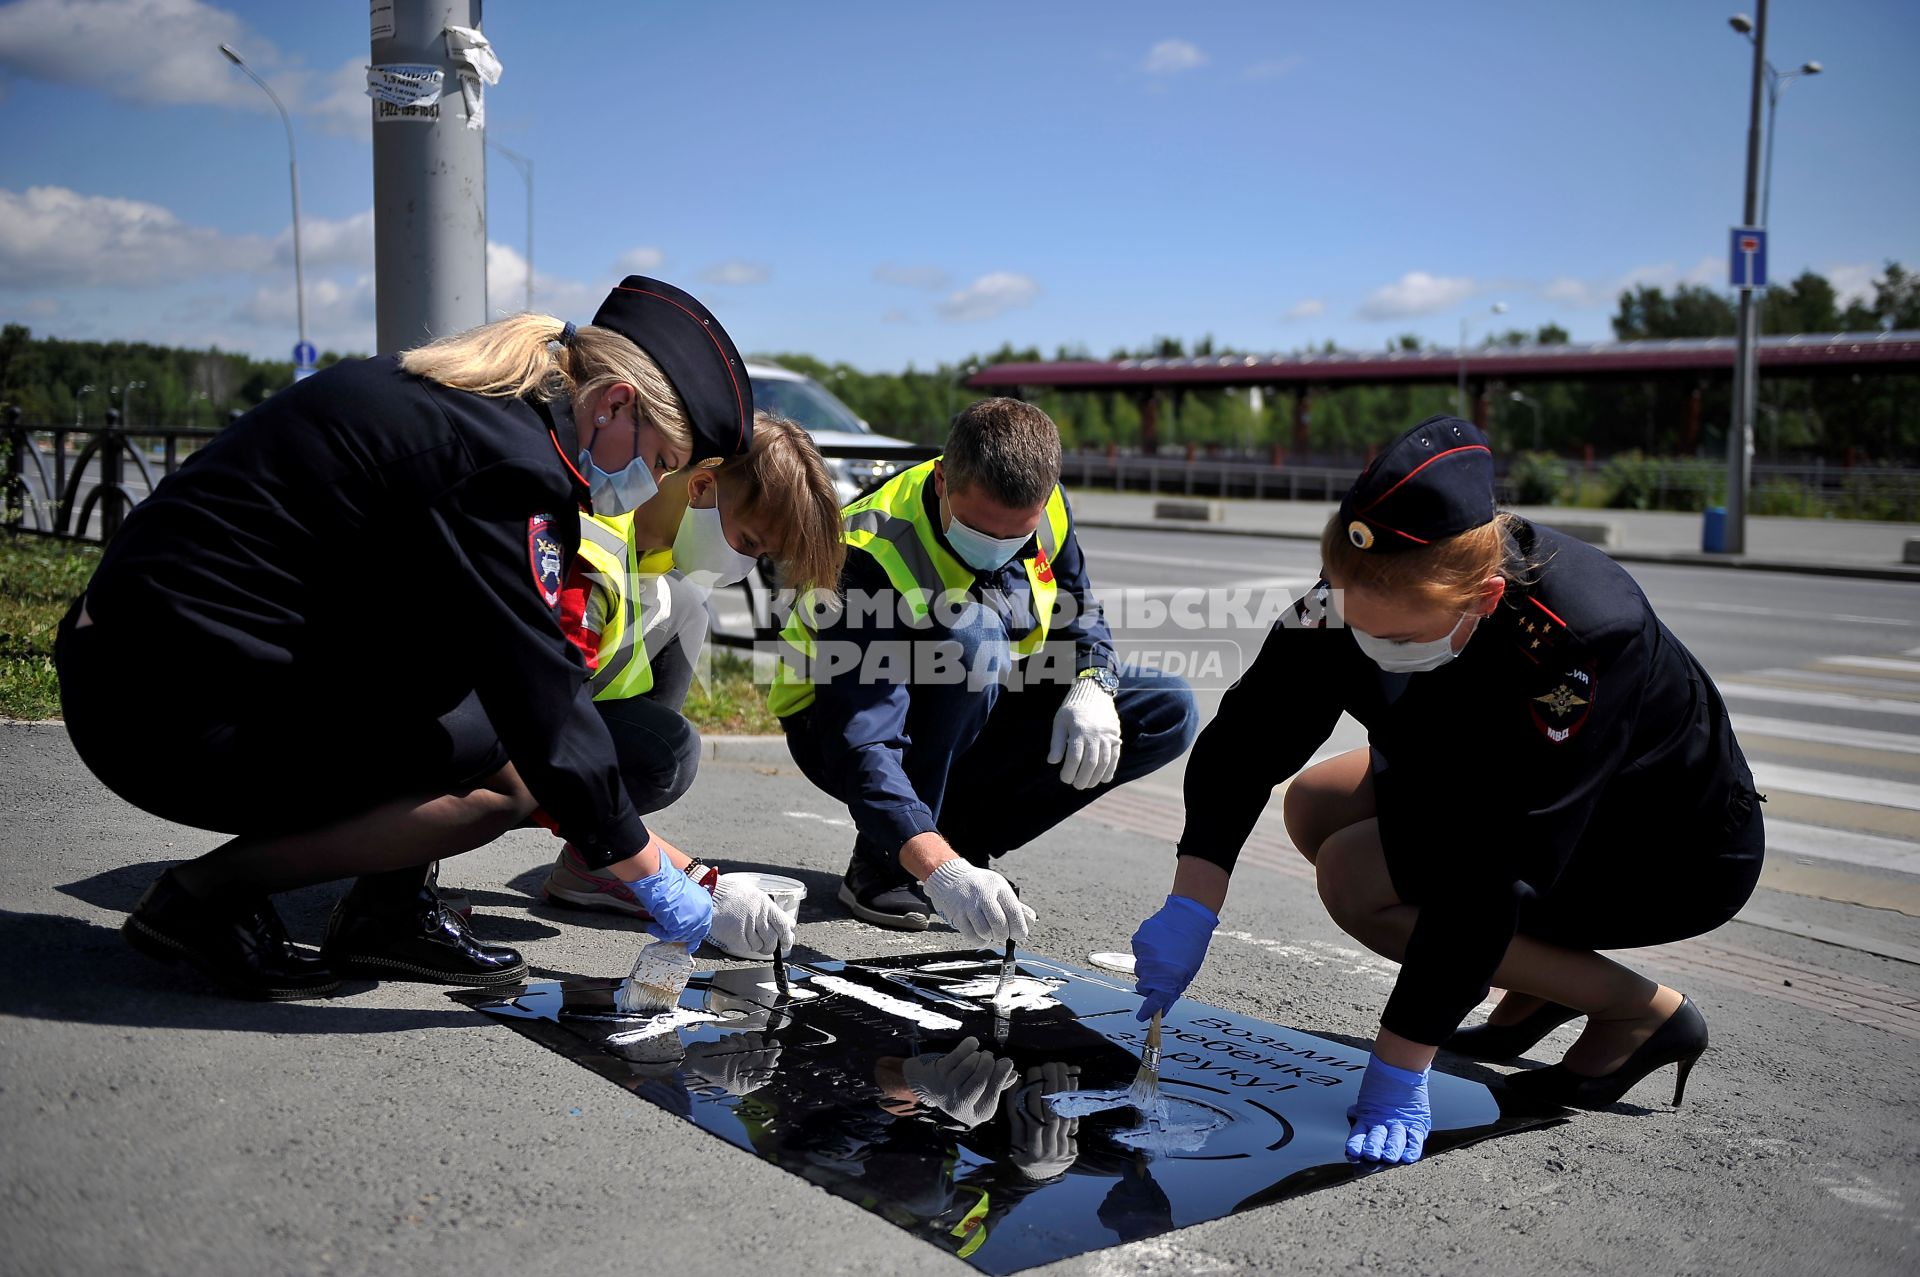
[756,873,808,915]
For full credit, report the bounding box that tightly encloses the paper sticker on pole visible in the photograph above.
[1730,226,1768,290]
[369,0,395,41]
[367,63,443,123]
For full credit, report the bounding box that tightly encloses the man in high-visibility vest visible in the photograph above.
[769,398,1198,941]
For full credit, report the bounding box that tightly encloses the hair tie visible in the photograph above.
[557,321,577,348]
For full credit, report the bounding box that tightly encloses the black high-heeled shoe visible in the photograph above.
[1443,1000,1583,1062]
[1503,995,1709,1110]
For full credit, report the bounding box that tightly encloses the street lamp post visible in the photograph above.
[1457,301,1508,418]
[1509,391,1543,451]
[74,384,93,429]
[489,141,535,313]
[1730,14,1821,229]
[1722,7,1769,555]
[120,380,146,427]
[219,43,309,378]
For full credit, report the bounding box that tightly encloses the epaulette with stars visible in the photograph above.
[1506,591,1596,744]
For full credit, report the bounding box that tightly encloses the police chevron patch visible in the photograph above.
[528,513,563,608]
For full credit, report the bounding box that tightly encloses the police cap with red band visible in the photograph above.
[1336,415,1496,552]
[590,276,752,462]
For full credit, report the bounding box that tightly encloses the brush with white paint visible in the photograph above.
[616,941,693,1016]
[1127,1012,1168,1121]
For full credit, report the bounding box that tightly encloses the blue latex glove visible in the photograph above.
[1131,894,1219,1022]
[632,854,714,946]
[1345,1057,1431,1164]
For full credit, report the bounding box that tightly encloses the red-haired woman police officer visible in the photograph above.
[57,277,752,999]
[1130,416,1765,1163]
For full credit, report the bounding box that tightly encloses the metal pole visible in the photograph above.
[219,46,307,374]
[1762,73,1779,230]
[1727,0,1767,556]
[1456,318,1468,417]
[489,140,534,312]
[373,0,488,353]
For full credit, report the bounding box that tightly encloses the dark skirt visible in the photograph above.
[54,600,508,838]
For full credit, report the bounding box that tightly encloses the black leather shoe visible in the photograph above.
[836,855,933,931]
[321,865,527,987]
[1503,995,1709,1110]
[1443,1000,1583,1061]
[122,868,340,1000]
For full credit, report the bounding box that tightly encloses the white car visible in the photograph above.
[746,361,921,505]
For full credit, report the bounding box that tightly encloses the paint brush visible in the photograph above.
[615,941,693,1016]
[772,944,791,999]
[993,938,1016,1003]
[1127,1011,1168,1121]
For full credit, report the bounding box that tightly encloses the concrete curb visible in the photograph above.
[702,733,790,763]
[1076,517,1920,583]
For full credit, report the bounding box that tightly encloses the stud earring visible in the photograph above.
[595,415,607,425]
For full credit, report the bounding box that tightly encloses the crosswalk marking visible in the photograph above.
[1815,656,1920,678]
[1749,761,1920,812]
[1764,819,1920,874]
[1719,681,1920,719]
[1745,668,1920,697]
[1734,714,1920,756]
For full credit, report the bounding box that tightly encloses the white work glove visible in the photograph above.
[902,1035,1018,1129]
[705,873,798,961]
[1008,1061,1082,1182]
[923,860,1036,949]
[1048,676,1122,790]
[683,1032,783,1097]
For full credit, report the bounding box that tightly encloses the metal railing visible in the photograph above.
[3,416,220,542]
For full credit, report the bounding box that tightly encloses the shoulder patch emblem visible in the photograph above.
[1529,663,1595,743]
[1032,541,1054,584]
[528,513,564,608]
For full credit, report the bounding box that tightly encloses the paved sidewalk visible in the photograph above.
[1070,490,1920,580]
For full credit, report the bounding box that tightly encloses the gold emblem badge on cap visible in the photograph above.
[1347,521,1375,550]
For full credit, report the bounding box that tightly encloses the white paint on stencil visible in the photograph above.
[1044,1089,1227,1154]
[784,809,856,830]
[753,983,819,1001]
[942,974,1068,1011]
[811,975,965,1030]
[603,1008,722,1045]
[919,959,992,971]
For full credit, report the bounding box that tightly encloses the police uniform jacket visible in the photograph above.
[83,355,649,867]
[1176,520,1756,1045]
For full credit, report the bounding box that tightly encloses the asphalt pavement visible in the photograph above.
[4,530,1919,1275]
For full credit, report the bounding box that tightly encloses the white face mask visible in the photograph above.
[1351,613,1475,673]
[579,450,659,516]
[673,502,759,589]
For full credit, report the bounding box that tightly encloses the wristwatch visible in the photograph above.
[1080,667,1120,696]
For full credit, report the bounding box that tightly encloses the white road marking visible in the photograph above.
[1734,714,1920,755]
[1680,601,1920,627]
[1746,668,1920,697]
[1816,655,1920,676]
[1749,761,1920,812]
[1719,682,1920,719]
[1092,549,1318,574]
[784,809,855,829]
[1762,820,1920,873]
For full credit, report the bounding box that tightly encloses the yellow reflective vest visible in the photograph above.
[767,458,1071,718]
[573,511,674,701]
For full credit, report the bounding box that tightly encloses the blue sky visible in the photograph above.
[2,0,1916,371]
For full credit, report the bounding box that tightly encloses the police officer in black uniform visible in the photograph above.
[56,276,753,1000]
[1128,415,1766,1164]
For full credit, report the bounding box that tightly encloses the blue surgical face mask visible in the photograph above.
[1350,613,1475,673]
[579,449,660,516]
[943,509,1032,572]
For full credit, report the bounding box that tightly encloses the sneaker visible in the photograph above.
[122,868,340,1000]
[836,855,933,931]
[540,844,717,918]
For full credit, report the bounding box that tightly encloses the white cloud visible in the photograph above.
[486,241,602,320]
[0,184,270,287]
[0,1,371,135]
[701,259,770,286]
[1283,297,1326,321]
[1356,271,1476,320]
[1541,256,1727,310]
[236,272,377,352]
[1143,39,1206,75]
[277,208,374,273]
[873,263,950,290]
[613,246,665,274]
[881,308,913,325]
[937,271,1039,322]
[1826,263,1878,310]
[1243,56,1303,80]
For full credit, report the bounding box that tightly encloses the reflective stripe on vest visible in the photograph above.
[766,457,1071,718]
[575,511,658,701]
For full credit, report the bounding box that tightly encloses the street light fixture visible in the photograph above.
[219,43,309,378]
[74,384,94,429]
[1729,16,1822,228]
[488,140,535,313]
[119,380,146,427]
[1457,301,1508,418]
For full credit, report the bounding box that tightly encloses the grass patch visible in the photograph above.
[0,534,99,720]
[684,646,781,735]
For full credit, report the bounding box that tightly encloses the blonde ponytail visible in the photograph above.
[399,312,692,452]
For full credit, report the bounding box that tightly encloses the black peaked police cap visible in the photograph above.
[1336,415,1496,552]
[591,276,752,462]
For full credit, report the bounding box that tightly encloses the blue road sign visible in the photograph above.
[293,340,317,368]
[1730,226,1767,290]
